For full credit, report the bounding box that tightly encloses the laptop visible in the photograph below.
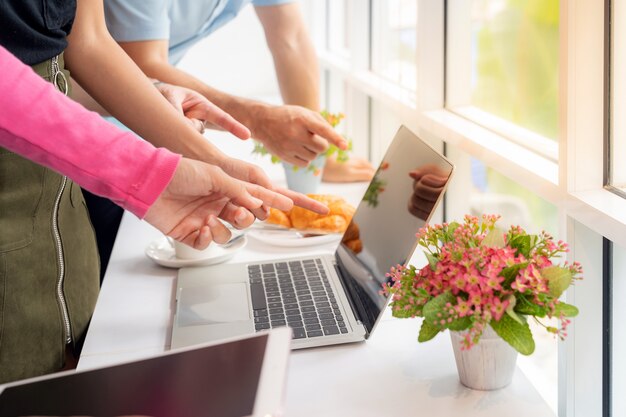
[172,125,454,349]
[0,328,291,417]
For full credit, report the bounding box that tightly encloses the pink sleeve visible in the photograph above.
[0,46,181,218]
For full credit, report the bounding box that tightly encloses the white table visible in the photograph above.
[78,135,555,417]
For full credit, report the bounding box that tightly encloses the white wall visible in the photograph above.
[176,5,280,99]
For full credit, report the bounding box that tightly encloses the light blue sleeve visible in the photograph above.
[251,0,297,7]
[104,0,170,42]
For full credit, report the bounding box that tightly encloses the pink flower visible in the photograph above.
[384,214,582,351]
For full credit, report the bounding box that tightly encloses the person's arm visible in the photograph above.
[65,0,327,214]
[65,1,224,165]
[255,2,375,182]
[0,45,295,248]
[116,41,346,167]
[0,45,178,218]
[254,3,319,109]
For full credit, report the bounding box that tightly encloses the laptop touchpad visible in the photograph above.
[177,283,251,327]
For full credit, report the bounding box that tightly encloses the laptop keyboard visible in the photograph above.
[248,258,348,339]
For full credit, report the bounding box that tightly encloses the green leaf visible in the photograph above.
[442,222,460,243]
[418,320,440,343]
[500,262,528,287]
[490,314,535,355]
[509,234,532,257]
[506,309,524,325]
[553,301,579,317]
[514,295,547,317]
[505,295,524,325]
[447,316,472,331]
[425,252,439,271]
[482,227,506,248]
[542,266,573,298]
[391,307,417,319]
[422,293,471,331]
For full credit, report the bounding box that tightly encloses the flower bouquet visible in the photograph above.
[383,215,582,389]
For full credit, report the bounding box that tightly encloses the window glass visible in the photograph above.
[445,145,559,413]
[370,100,403,164]
[448,0,559,143]
[611,0,626,192]
[327,0,351,57]
[371,0,417,91]
[612,241,626,416]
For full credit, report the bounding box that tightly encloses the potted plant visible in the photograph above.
[383,214,582,390]
[252,110,351,193]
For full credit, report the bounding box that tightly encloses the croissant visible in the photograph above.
[266,194,355,233]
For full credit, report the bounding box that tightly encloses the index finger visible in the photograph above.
[202,102,251,140]
[242,183,294,213]
[273,187,330,215]
[308,116,348,150]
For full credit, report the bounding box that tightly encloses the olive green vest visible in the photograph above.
[0,54,100,383]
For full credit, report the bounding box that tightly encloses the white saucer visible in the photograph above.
[145,235,247,268]
[247,229,341,248]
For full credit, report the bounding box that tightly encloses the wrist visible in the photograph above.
[206,90,268,137]
[245,101,273,140]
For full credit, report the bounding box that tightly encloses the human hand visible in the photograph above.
[251,104,348,167]
[218,155,330,216]
[155,82,251,139]
[322,156,376,183]
[144,158,295,249]
[407,164,449,220]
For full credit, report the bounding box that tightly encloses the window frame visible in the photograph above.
[303,0,624,415]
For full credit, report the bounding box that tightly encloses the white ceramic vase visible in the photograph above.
[282,154,326,194]
[450,325,518,390]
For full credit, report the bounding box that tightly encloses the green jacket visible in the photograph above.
[0,55,100,383]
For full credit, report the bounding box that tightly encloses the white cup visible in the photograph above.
[168,237,219,260]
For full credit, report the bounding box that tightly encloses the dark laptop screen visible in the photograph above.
[335,126,454,334]
[0,334,268,417]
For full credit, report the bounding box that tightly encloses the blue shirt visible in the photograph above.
[105,0,294,65]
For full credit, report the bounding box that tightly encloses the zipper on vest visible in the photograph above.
[52,176,72,344]
[51,55,68,95]
[50,54,72,344]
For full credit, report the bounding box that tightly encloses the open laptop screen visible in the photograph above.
[0,334,269,417]
[335,126,454,334]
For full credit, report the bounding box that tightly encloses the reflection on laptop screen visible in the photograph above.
[336,126,454,334]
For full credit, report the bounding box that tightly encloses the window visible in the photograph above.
[447,0,559,159]
[371,0,417,91]
[305,0,623,415]
[611,241,626,416]
[326,0,351,59]
[370,100,403,164]
[610,0,626,193]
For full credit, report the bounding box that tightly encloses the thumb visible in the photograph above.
[160,87,185,115]
[188,118,204,133]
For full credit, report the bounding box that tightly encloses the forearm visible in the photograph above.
[70,78,111,116]
[268,31,320,110]
[256,3,320,110]
[125,55,269,131]
[65,1,223,163]
[0,46,180,218]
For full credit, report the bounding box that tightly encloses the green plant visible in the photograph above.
[363,161,388,207]
[252,111,352,174]
[383,214,582,355]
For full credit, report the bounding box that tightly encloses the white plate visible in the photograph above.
[247,229,341,248]
[145,235,247,268]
